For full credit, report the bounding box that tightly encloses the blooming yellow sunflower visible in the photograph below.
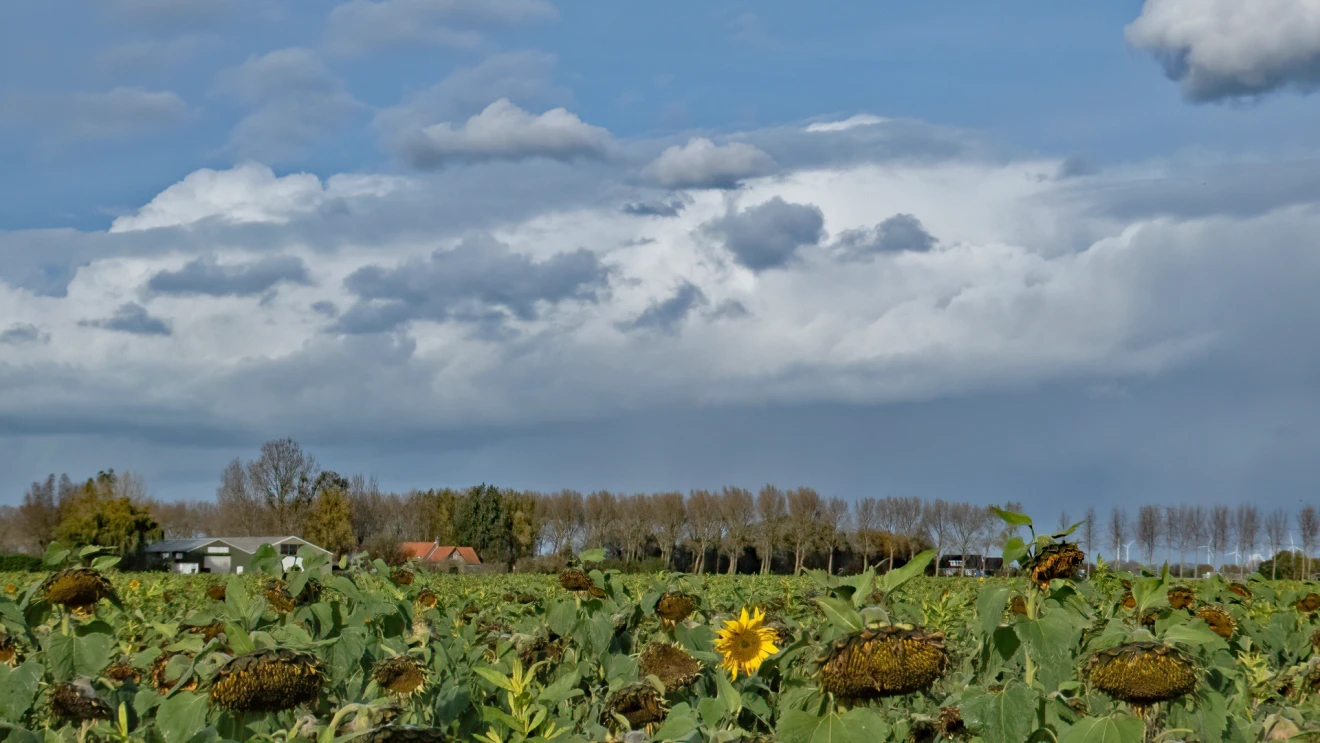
[3,584,16,595]
[714,607,779,680]
[128,580,141,591]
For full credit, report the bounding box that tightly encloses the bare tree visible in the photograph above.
[947,503,989,576]
[755,486,786,574]
[1108,507,1128,567]
[853,497,880,568]
[1209,505,1231,572]
[924,500,953,576]
[1057,511,1071,534]
[1300,505,1319,580]
[540,490,585,556]
[719,487,756,574]
[652,492,687,569]
[245,438,319,534]
[1180,506,1206,577]
[1236,504,1260,571]
[1135,505,1162,567]
[216,459,272,536]
[1081,507,1097,564]
[891,496,927,569]
[822,497,850,574]
[18,475,61,552]
[686,490,719,574]
[786,487,822,573]
[1264,509,1289,580]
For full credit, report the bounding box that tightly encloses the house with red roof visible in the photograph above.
[399,540,482,571]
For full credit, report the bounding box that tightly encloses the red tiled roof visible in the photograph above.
[397,542,482,565]
[399,542,439,560]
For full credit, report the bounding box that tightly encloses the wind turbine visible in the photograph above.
[1124,540,1136,567]
[1227,549,1241,577]
[1198,545,1214,577]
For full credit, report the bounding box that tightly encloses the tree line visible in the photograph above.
[2,437,1317,577]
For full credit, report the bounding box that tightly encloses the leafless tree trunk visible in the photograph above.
[924,500,952,577]
[245,438,319,535]
[786,487,822,573]
[755,486,786,574]
[948,503,988,576]
[1136,505,1162,568]
[853,497,879,568]
[720,487,755,574]
[1081,507,1097,569]
[1300,506,1319,580]
[892,496,926,570]
[584,490,618,555]
[653,492,687,569]
[822,497,849,574]
[1109,507,1128,567]
[686,490,718,574]
[1209,505,1231,572]
[1264,509,1288,580]
[1236,504,1260,573]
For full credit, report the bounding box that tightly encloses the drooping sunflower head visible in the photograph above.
[604,683,668,729]
[1087,642,1197,707]
[416,589,439,610]
[373,655,428,696]
[558,567,594,593]
[361,725,450,743]
[103,657,139,683]
[1010,596,1027,616]
[0,634,18,666]
[638,642,703,690]
[188,621,226,643]
[816,625,947,700]
[40,567,117,611]
[714,607,779,680]
[264,580,297,614]
[209,647,323,712]
[1296,593,1320,614]
[501,591,538,605]
[48,681,111,723]
[655,592,698,627]
[206,584,227,602]
[516,633,565,672]
[1167,586,1196,611]
[1029,542,1084,589]
[1196,606,1236,639]
[391,568,415,586]
[150,652,198,693]
[1120,592,1136,610]
[937,706,967,740]
[1227,582,1251,599]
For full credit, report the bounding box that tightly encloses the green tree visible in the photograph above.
[418,488,459,545]
[54,471,161,558]
[302,471,357,556]
[456,484,508,565]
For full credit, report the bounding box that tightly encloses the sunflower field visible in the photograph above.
[4,511,1320,743]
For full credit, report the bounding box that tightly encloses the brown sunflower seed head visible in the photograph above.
[655,592,697,624]
[1010,596,1027,616]
[937,706,967,740]
[150,652,198,693]
[517,634,564,671]
[816,625,948,699]
[1121,592,1136,610]
[188,621,226,642]
[103,657,138,683]
[209,647,323,712]
[1167,586,1196,610]
[361,725,450,743]
[1297,593,1320,613]
[0,634,17,665]
[1030,542,1084,588]
[605,683,668,728]
[264,580,297,614]
[1196,606,1236,638]
[391,568,415,585]
[638,642,702,690]
[48,681,111,722]
[1088,642,1197,706]
[558,568,593,592]
[40,567,117,610]
[206,583,227,601]
[373,655,428,695]
[416,589,439,609]
[765,618,793,647]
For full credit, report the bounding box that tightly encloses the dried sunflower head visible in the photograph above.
[264,580,297,614]
[1087,642,1197,706]
[150,652,197,693]
[816,625,947,699]
[1227,582,1251,599]
[1167,586,1196,610]
[501,591,538,604]
[1010,596,1027,616]
[1029,543,1084,589]
[48,681,111,722]
[103,657,139,683]
[0,634,19,666]
[206,584,227,601]
[391,568,415,586]
[416,589,439,609]
[209,647,323,712]
[1297,593,1320,613]
[517,634,564,671]
[558,568,593,592]
[937,706,967,740]
[188,621,226,643]
[638,642,703,690]
[605,683,668,729]
[1196,606,1236,639]
[361,725,450,743]
[655,592,698,627]
[1120,592,1136,610]
[373,655,428,696]
[40,567,117,611]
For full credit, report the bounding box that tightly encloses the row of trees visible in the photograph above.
[3,437,1317,578]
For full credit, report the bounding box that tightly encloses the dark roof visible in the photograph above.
[145,536,329,555]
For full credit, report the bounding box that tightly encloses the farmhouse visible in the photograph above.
[145,536,330,574]
[399,540,482,571]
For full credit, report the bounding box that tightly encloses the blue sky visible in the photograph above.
[2,0,1320,511]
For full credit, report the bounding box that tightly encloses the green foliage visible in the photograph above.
[53,481,161,557]
[302,474,357,556]
[0,555,40,572]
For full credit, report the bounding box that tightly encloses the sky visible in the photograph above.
[3,0,1320,512]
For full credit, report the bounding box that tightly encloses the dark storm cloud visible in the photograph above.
[836,213,937,257]
[335,234,612,333]
[0,324,48,345]
[708,197,825,271]
[78,303,172,336]
[622,199,686,218]
[623,281,708,333]
[147,255,311,297]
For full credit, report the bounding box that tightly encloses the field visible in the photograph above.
[2,542,1320,743]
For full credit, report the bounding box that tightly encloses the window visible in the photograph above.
[174,552,184,560]
[280,544,299,556]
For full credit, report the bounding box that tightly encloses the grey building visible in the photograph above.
[144,536,330,574]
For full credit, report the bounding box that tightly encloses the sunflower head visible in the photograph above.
[558,567,593,592]
[655,592,698,626]
[516,633,565,672]
[206,584,227,601]
[714,607,780,680]
[1167,586,1196,610]
[1227,582,1251,599]
[373,655,428,696]
[1121,592,1136,610]
[187,621,227,643]
[150,652,198,693]
[605,683,668,729]
[1196,606,1236,639]
[390,568,415,586]
[937,706,967,740]
[361,725,451,743]
[0,634,18,666]
[103,657,139,683]
[816,625,947,699]
[3,584,15,595]
[501,591,538,604]
[416,589,439,609]
[264,580,297,614]
[1297,593,1320,613]
[48,681,111,722]
[1010,596,1027,616]
[1087,642,1197,706]
[209,647,323,712]
[639,642,703,690]
[1029,542,1084,589]
[40,567,117,611]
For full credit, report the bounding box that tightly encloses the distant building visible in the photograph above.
[145,536,330,574]
[399,540,482,571]
[938,554,1004,576]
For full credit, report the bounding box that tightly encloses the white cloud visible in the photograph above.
[395,98,612,169]
[805,114,888,133]
[641,137,776,189]
[1126,0,1320,101]
[324,0,556,56]
[1,88,194,142]
[109,162,406,232]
